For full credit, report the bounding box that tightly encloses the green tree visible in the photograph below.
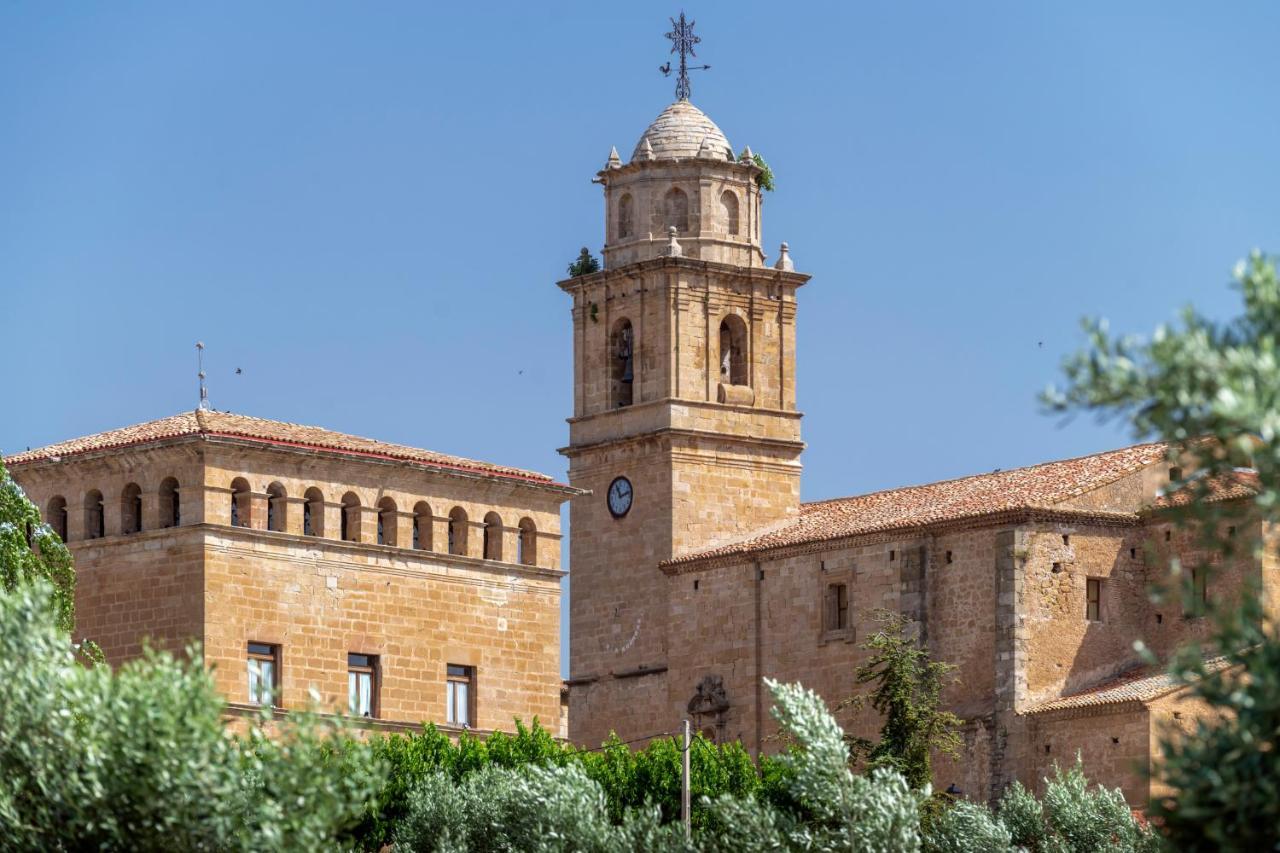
[844,610,962,789]
[0,581,384,850]
[568,247,601,277]
[1046,251,1280,850]
[0,459,75,632]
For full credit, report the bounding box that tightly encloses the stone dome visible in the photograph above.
[631,100,734,162]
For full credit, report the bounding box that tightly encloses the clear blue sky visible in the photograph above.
[3,3,1278,673]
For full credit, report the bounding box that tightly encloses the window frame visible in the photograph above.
[347,652,379,718]
[247,642,280,707]
[818,565,855,645]
[1086,578,1102,622]
[446,663,475,728]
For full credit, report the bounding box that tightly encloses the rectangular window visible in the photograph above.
[446,664,475,727]
[247,642,279,706]
[824,583,849,632]
[348,653,378,717]
[1187,569,1208,616]
[1086,579,1102,622]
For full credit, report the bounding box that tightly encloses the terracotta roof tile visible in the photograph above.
[3,410,560,485]
[664,442,1168,566]
[1027,657,1230,714]
[1152,470,1259,509]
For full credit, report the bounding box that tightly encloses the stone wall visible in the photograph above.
[1025,705,1152,805]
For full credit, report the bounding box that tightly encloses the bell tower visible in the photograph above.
[561,96,809,747]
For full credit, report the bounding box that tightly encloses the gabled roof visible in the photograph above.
[663,442,1169,567]
[3,410,564,487]
[1027,657,1231,715]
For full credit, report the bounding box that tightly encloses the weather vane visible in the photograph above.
[196,341,209,411]
[660,12,710,101]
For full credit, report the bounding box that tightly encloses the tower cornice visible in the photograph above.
[556,256,810,293]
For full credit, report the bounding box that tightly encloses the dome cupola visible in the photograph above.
[631,100,734,162]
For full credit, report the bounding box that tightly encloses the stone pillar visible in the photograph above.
[322,501,344,541]
[501,525,520,564]
[205,485,233,527]
[284,496,308,536]
[394,511,414,550]
[432,515,451,554]
[466,520,486,559]
[355,505,379,544]
[141,492,162,531]
[66,501,85,542]
[248,492,270,531]
[991,527,1029,804]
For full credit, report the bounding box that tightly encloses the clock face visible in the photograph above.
[607,476,633,518]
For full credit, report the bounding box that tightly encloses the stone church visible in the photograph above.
[5,90,1268,807]
[560,96,1267,805]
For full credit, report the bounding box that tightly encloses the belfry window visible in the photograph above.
[230,478,251,528]
[448,507,468,556]
[517,517,537,566]
[721,191,740,236]
[341,492,361,542]
[47,496,68,542]
[377,497,397,547]
[611,318,635,408]
[618,193,634,239]
[267,482,287,532]
[413,501,432,551]
[664,186,689,233]
[483,512,503,561]
[121,483,142,534]
[159,477,180,528]
[303,487,324,537]
[84,490,104,540]
[719,314,749,386]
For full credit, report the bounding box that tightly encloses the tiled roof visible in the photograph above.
[3,410,561,485]
[663,442,1169,567]
[633,100,733,162]
[1152,470,1259,509]
[1027,657,1231,715]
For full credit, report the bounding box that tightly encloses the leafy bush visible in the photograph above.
[0,581,383,850]
[923,800,1011,853]
[567,247,601,277]
[0,459,75,632]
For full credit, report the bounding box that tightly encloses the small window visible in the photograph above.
[945,550,953,564]
[718,315,749,386]
[341,492,361,542]
[446,664,475,727]
[267,483,287,532]
[121,483,143,534]
[47,496,68,542]
[720,190,740,236]
[483,511,503,561]
[84,490,104,540]
[889,550,896,562]
[230,478,251,528]
[448,507,468,555]
[247,642,279,706]
[1169,466,1182,482]
[303,487,324,537]
[1062,534,1070,546]
[824,583,849,632]
[517,518,537,566]
[1086,578,1102,622]
[159,477,180,528]
[348,653,379,717]
[377,497,398,547]
[611,318,635,408]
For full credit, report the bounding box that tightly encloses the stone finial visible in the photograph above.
[659,226,683,258]
[606,146,622,169]
[639,137,655,162]
[739,145,755,165]
[774,241,794,272]
[697,135,719,159]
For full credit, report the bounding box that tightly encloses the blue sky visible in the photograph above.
[3,3,1278,672]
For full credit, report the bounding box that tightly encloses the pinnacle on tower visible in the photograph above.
[606,146,622,169]
[774,242,794,272]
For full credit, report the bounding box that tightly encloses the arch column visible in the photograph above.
[393,510,414,549]
[204,485,234,527]
[283,496,308,535]
[247,492,270,531]
[322,501,344,540]
[431,515,451,553]
[355,505,379,544]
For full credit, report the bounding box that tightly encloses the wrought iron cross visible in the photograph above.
[662,12,710,101]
